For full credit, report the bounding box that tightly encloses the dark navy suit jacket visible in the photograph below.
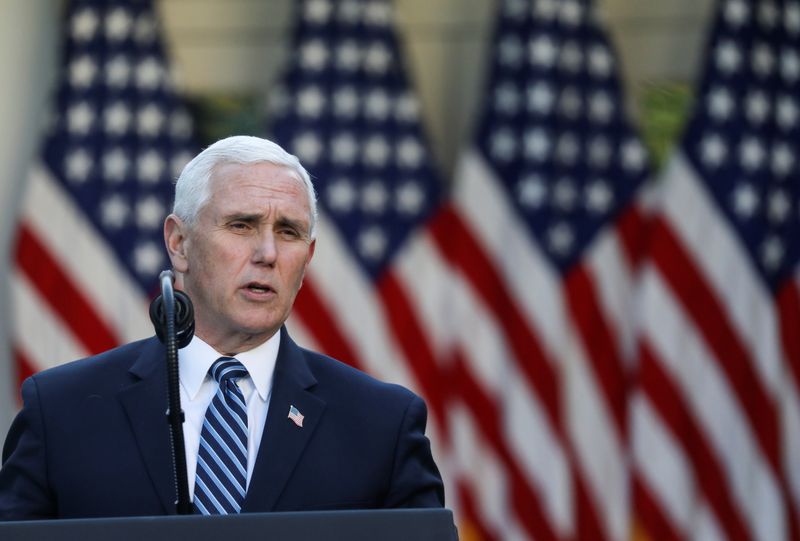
[0,328,444,519]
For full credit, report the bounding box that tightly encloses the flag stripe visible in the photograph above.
[284,316,318,352]
[449,267,571,530]
[452,350,558,541]
[615,204,650,269]
[641,257,785,541]
[386,236,462,489]
[304,219,419,390]
[650,217,781,477]
[391,233,453,362]
[451,151,567,356]
[659,155,783,400]
[776,281,800,541]
[632,476,682,541]
[378,272,446,423]
[12,273,86,370]
[293,280,364,371]
[586,219,641,362]
[401,223,574,535]
[639,340,752,541]
[655,151,800,540]
[565,264,627,435]
[449,404,530,541]
[430,206,561,434]
[563,286,630,541]
[777,281,800,403]
[455,479,500,541]
[16,222,119,355]
[573,463,608,541]
[632,392,694,538]
[20,165,154,345]
[11,346,36,400]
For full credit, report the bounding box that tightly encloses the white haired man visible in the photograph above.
[0,136,444,518]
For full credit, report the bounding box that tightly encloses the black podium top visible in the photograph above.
[0,508,458,541]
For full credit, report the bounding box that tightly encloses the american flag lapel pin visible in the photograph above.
[288,405,304,428]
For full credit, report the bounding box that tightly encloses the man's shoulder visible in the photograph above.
[297,345,419,408]
[28,337,159,392]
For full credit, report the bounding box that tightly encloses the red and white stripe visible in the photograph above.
[414,148,643,541]
[632,153,800,541]
[13,164,153,383]
[287,208,453,479]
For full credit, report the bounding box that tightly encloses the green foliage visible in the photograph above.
[187,82,695,175]
[638,82,694,171]
[187,94,264,146]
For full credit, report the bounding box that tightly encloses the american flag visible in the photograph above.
[631,0,800,539]
[267,0,457,524]
[287,405,305,428]
[439,0,650,539]
[12,0,196,384]
[268,0,448,467]
[271,0,651,539]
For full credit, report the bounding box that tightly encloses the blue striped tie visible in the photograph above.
[193,357,249,514]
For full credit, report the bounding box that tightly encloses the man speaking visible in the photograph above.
[0,136,444,518]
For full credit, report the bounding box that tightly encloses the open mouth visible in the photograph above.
[245,283,274,294]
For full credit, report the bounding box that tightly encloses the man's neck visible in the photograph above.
[194,328,278,356]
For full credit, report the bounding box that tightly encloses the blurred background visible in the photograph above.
[1,0,798,540]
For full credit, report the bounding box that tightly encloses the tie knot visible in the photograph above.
[209,357,248,384]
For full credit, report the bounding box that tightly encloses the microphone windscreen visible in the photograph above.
[149,290,195,348]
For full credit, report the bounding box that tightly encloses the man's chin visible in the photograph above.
[234,318,283,340]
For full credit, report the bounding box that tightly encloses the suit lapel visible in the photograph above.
[242,328,326,512]
[117,338,177,515]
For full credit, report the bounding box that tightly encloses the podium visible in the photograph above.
[0,508,458,540]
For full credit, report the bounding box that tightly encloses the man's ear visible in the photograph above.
[298,239,316,290]
[306,238,316,267]
[164,214,189,273]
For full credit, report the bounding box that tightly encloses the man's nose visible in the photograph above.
[252,230,278,265]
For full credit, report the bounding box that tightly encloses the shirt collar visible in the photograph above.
[179,332,281,401]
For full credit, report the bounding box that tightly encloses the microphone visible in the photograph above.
[149,270,193,515]
[149,271,195,348]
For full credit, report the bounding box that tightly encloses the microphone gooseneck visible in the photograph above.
[150,270,193,515]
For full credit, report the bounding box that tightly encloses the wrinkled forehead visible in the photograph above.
[209,161,307,198]
[202,161,311,216]
[211,160,303,187]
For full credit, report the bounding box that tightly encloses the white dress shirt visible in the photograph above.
[178,332,280,498]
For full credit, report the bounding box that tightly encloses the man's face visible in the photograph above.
[165,162,315,353]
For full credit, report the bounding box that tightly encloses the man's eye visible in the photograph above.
[278,228,299,238]
[229,222,249,230]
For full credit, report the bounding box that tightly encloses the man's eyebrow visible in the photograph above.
[222,213,261,224]
[223,213,309,232]
[275,216,309,233]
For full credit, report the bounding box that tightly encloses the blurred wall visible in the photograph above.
[0,0,715,435]
[0,0,60,434]
[158,0,716,174]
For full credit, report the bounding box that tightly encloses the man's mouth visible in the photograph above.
[244,282,274,294]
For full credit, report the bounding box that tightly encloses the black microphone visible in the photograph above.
[149,271,195,348]
[149,270,194,515]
